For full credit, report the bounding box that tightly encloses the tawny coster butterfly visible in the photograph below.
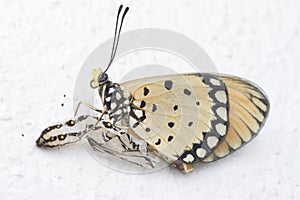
[36,5,270,173]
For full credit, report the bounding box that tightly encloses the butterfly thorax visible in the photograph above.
[99,81,131,124]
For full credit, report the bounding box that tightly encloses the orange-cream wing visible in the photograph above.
[121,74,229,164]
[203,75,270,162]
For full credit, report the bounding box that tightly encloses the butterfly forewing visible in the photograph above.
[121,73,230,163]
[203,75,270,162]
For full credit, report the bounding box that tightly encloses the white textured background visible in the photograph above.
[1,0,299,199]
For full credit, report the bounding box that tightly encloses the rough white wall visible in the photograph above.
[0,0,299,199]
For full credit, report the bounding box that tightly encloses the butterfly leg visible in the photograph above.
[94,119,149,154]
[87,134,160,169]
[74,101,127,136]
[73,101,130,144]
[74,101,104,116]
[74,100,129,137]
[172,160,194,173]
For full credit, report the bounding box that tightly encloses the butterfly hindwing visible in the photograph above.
[121,73,230,163]
[203,75,270,162]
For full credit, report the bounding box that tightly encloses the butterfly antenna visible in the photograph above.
[110,6,129,63]
[109,5,123,63]
[103,5,129,73]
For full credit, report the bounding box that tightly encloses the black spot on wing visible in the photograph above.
[168,122,175,128]
[164,80,173,90]
[168,135,174,142]
[173,105,178,111]
[140,100,146,108]
[139,112,146,122]
[183,89,191,96]
[143,87,149,96]
[152,104,157,112]
[132,122,139,128]
[155,138,161,145]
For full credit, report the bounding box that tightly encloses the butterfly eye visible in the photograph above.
[98,73,108,83]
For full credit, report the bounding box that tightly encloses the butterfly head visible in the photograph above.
[90,68,111,88]
[98,72,109,84]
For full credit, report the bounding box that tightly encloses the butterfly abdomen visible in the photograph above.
[36,115,97,147]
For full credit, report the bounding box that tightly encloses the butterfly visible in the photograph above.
[36,5,270,173]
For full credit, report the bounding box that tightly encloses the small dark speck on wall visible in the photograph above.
[21,134,24,137]
[61,103,64,107]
